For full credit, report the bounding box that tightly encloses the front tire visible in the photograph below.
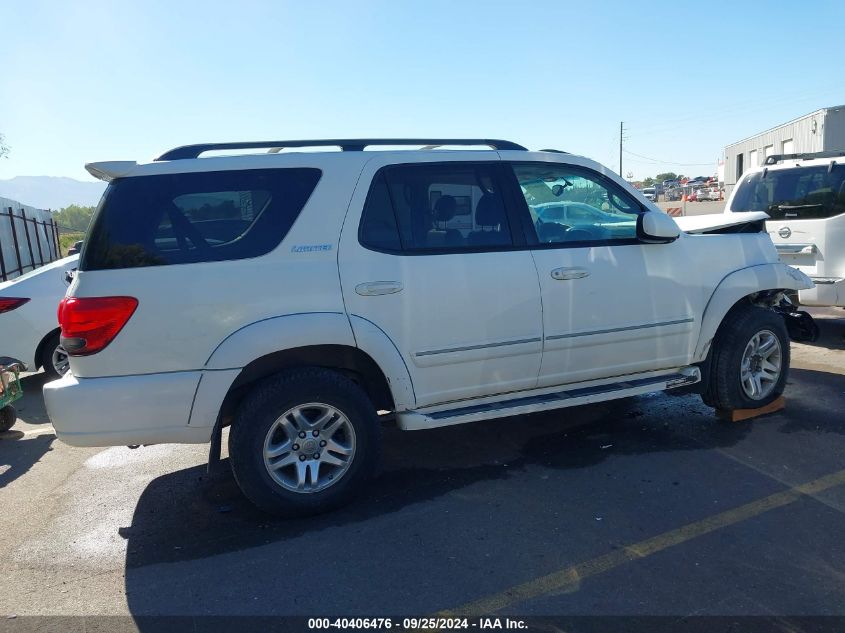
[0,406,16,432]
[702,304,790,411]
[229,368,381,517]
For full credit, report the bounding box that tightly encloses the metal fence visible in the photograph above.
[0,202,61,282]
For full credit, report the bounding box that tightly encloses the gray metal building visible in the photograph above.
[723,105,845,196]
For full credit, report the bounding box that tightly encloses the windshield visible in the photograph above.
[731,164,845,220]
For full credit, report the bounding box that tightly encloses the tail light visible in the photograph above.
[58,296,138,356]
[0,297,30,314]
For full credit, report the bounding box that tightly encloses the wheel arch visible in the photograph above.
[192,312,415,434]
[695,263,813,361]
[34,327,61,370]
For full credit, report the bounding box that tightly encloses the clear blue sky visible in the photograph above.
[1,0,843,182]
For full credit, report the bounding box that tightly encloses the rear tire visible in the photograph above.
[40,332,69,380]
[229,367,381,517]
[702,304,789,411]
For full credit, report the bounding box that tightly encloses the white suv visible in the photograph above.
[725,150,845,308]
[44,138,814,516]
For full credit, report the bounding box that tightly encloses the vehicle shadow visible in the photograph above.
[0,372,55,488]
[121,392,748,571]
[122,362,845,617]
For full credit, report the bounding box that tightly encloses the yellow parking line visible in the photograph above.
[440,468,845,616]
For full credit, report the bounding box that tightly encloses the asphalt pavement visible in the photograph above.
[0,308,843,626]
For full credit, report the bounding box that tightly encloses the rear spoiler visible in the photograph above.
[85,161,137,182]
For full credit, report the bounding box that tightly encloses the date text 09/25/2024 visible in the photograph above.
[307,617,528,630]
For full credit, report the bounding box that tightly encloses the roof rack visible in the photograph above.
[155,138,527,161]
[764,150,845,165]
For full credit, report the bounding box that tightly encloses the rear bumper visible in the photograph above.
[43,370,214,447]
[799,277,845,308]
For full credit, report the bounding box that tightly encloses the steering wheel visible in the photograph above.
[536,221,573,243]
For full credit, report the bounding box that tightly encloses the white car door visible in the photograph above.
[338,155,544,408]
[508,160,699,388]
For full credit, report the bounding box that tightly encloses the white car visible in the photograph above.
[724,150,845,307]
[44,138,813,516]
[0,255,78,378]
[642,187,657,202]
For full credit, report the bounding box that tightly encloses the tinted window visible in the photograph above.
[512,163,640,245]
[731,165,845,220]
[359,163,513,252]
[82,168,321,270]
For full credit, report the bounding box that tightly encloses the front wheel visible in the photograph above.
[229,368,382,516]
[702,304,790,410]
[0,405,16,432]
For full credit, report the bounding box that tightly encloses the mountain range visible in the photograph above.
[0,176,106,210]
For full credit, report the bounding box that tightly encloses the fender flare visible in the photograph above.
[694,263,813,361]
[189,312,416,429]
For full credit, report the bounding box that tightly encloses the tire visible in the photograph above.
[702,304,790,411]
[40,331,69,380]
[0,406,16,432]
[229,367,382,517]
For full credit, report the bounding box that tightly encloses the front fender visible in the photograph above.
[694,263,813,361]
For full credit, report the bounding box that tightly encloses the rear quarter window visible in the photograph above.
[81,168,321,270]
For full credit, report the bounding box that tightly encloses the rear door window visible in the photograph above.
[82,168,321,270]
[359,163,515,253]
[731,165,845,220]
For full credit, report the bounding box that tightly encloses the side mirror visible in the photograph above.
[637,210,680,244]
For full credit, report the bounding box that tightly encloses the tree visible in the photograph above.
[53,204,96,232]
[654,172,678,183]
[642,176,656,187]
[0,133,9,159]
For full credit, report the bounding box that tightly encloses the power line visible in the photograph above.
[622,149,713,167]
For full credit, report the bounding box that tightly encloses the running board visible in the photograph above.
[396,367,701,431]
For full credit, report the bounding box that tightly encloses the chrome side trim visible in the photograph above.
[546,317,694,341]
[415,337,542,357]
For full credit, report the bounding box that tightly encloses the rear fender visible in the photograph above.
[190,312,415,429]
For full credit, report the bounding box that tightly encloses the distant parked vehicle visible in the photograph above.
[67,240,83,256]
[665,187,683,202]
[0,255,78,379]
[642,187,658,202]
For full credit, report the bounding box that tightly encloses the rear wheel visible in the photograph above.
[40,332,69,380]
[702,304,789,411]
[229,367,381,516]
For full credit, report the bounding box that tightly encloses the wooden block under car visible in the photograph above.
[717,396,785,422]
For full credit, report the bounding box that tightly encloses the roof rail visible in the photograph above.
[539,148,569,154]
[155,138,527,161]
[764,150,845,165]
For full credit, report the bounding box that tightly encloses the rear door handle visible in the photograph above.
[550,267,590,281]
[355,281,404,296]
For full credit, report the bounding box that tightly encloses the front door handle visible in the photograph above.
[550,267,590,281]
[355,281,404,296]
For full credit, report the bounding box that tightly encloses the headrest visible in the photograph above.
[434,195,457,222]
[475,193,505,226]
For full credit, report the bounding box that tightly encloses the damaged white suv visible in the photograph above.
[44,139,814,516]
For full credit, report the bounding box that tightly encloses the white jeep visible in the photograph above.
[44,139,814,516]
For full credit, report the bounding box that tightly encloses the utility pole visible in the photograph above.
[619,121,624,176]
